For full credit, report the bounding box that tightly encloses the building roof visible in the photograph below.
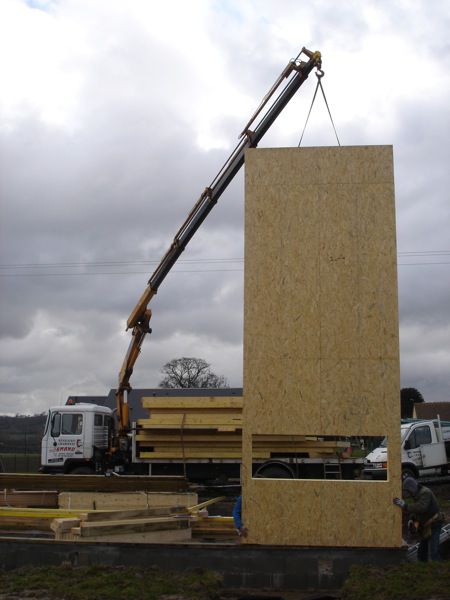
[413,402,450,421]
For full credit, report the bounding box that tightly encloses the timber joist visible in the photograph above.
[141,396,243,410]
[0,473,188,493]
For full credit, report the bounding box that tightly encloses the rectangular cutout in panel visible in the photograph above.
[251,434,387,480]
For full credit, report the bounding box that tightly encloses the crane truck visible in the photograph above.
[40,47,365,481]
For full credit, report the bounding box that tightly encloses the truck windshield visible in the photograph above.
[51,413,83,436]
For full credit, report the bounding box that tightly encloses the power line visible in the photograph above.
[0,258,245,269]
[1,263,450,278]
[0,269,244,277]
[1,250,449,270]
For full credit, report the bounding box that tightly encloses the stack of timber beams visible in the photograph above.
[136,396,349,460]
[52,505,192,543]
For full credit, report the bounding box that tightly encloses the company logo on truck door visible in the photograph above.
[49,437,83,456]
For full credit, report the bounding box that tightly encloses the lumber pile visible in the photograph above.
[0,495,237,543]
[52,505,192,543]
[136,396,349,460]
[0,491,198,538]
[136,396,242,460]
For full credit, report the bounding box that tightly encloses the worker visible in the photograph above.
[393,477,444,561]
[232,496,247,538]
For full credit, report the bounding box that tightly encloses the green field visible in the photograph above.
[0,453,41,473]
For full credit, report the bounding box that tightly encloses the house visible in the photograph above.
[412,401,450,421]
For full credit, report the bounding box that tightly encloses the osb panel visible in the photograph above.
[242,146,401,547]
[242,479,401,547]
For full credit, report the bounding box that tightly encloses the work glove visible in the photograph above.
[393,497,406,509]
[237,526,248,538]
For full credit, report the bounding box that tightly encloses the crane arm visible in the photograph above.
[116,47,322,434]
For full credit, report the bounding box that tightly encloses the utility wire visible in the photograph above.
[1,251,449,271]
[1,263,450,278]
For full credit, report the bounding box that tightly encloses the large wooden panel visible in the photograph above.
[242,146,401,547]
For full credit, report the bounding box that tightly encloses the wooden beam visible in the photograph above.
[75,516,190,537]
[141,397,243,409]
[137,415,242,427]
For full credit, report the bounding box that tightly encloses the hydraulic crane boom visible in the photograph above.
[115,47,322,437]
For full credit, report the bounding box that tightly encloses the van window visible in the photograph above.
[61,413,83,435]
[94,414,103,426]
[408,426,432,449]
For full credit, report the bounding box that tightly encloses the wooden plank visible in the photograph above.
[187,497,226,513]
[149,408,241,415]
[0,490,58,508]
[135,433,243,442]
[76,516,190,537]
[80,505,187,522]
[243,146,401,548]
[136,425,242,431]
[138,451,246,459]
[58,491,198,510]
[56,527,192,543]
[0,517,53,531]
[0,507,84,519]
[0,474,188,493]
[137,415,242,427]
[142,397,243,409]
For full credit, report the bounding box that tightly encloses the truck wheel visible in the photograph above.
[70,466,94,475]
[255,465,294,479]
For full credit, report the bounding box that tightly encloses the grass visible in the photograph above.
[341,562,450,600]
[0,565,223,600]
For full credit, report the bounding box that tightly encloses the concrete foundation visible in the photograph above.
[0,538,406,591]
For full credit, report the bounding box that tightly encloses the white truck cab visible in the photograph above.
[41,404,113,474]
[364,418,450,480]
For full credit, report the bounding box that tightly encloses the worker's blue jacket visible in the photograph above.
[232,496,243,529]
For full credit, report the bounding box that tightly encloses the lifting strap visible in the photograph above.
[298,70,341,147]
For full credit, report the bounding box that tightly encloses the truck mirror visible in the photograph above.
[404,438,410,450]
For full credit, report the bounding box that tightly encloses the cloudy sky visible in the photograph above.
[0,0,449,416]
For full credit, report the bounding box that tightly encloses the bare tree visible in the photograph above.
[159,357,228,389]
